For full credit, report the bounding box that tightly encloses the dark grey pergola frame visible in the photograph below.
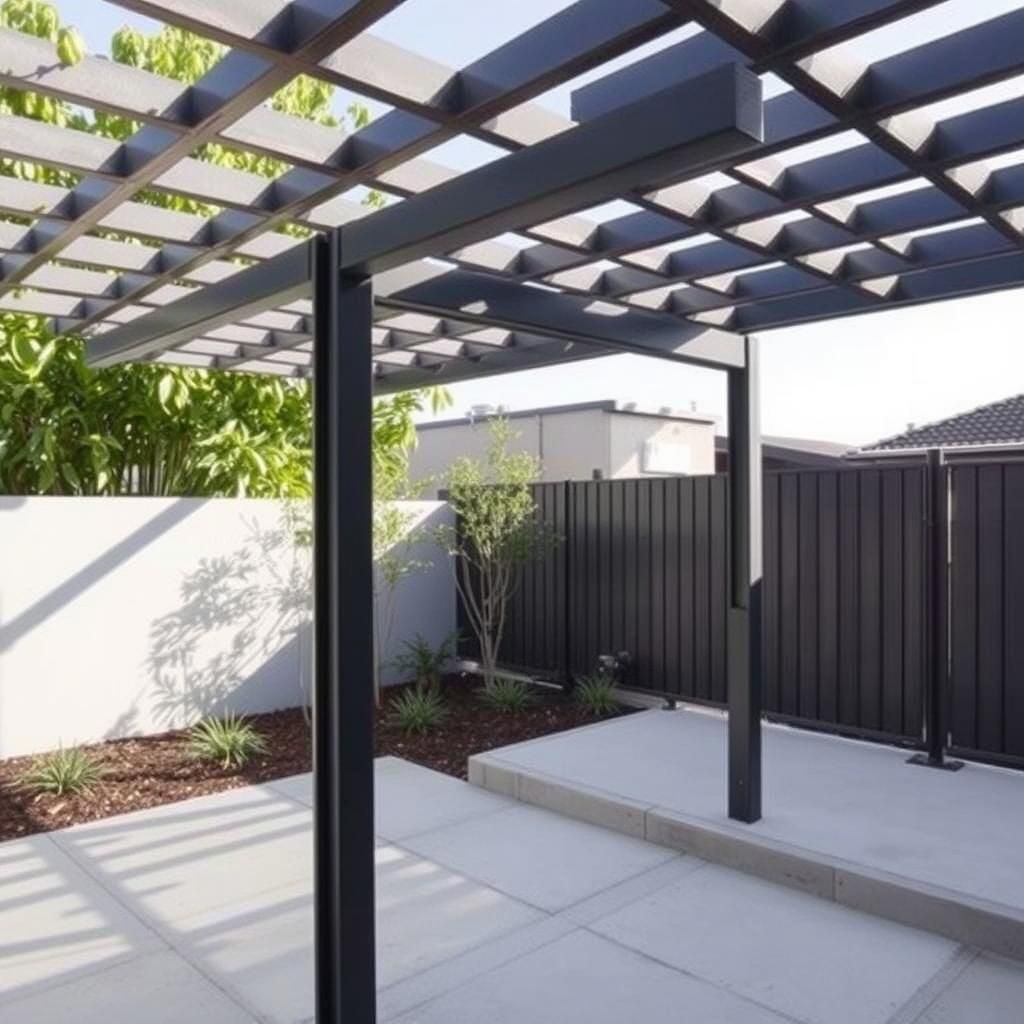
[5,1,1024,1020]
[300,61,767,1022]
[79,55,769,1024]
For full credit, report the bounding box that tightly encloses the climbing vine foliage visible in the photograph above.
[0,1,414,498]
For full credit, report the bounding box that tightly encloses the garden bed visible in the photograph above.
[0,674,632,842]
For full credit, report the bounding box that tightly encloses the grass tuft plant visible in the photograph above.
[388,686,447,734]
[574,673,620,717]
[478,677,536,714]
[390,631,457,689]
[19,745,106,797]
[188,713,268,770]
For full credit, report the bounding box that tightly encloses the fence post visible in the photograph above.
[562,479,573,686]
[908,449,963,772]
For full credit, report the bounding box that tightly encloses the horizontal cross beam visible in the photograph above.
[336,63,764,276]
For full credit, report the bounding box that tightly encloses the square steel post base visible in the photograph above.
[906,753,965,772]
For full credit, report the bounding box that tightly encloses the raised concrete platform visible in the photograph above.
[469,706,1024,961]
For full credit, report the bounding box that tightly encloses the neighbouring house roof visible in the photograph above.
[857,394,1024,454]
[417,400,717,431]
[715,433,853,467]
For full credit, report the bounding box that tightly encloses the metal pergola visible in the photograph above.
[3,1,1024,1020]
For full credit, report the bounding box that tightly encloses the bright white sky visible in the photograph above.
[61,0,1024,446]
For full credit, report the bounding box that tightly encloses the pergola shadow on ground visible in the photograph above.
[5,1,1024,1020]
[5,758,1024,1024]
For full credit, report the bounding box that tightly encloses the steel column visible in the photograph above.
[726,335,764,823]
[312,231,377,1023]
[908,448,963,771]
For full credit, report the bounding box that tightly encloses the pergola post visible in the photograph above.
[726,335,763,824]
[312,231,377,1023]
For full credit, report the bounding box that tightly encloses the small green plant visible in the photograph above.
[390,631,457,688]
[19,745,106,797]
[478,677,536,714]
[574,674,620,717]
[388,686,448,734]
[188,713,268,769]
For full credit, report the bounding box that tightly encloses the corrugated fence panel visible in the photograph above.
[760,467,925,743]
[949,463,1024,767]
[557,477,729,699]
[456,466,952,750]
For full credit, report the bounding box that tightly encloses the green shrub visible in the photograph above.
[478,677,536,714]
[388,686,447,734]
[390,631,457,688]
[19,745,106,797]
[188,713,268,769]
[574,674,620,717]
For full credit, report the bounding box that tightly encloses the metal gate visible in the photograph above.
[948,461,1024,768]
[762,465,926,745]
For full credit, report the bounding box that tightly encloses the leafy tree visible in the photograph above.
[436,420,554,690]
[0,316,314,495]
[283,386,450,706]
[0,2,401,497]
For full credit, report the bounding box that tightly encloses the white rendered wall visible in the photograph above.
[0,497,454,758]
[411,409,717,485]
[410,418,541,492]
[537,409,609,481]
[608,415,716,478]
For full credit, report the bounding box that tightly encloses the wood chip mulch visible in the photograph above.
[0,674,631,842]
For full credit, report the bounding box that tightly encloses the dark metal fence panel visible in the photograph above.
[456,466,930,747]
[760,466,926,744]
[559,477,729,698]
[454,461,1024,766]
[949,463,1024,768]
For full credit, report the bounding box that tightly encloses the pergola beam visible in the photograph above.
[337,63,763,276]
[375,264,747,370]
[86,61,761,371]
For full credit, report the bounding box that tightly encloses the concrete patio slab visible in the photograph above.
[0,836,162,1000]
[401,802,678,912]
[168,842,542,1023]
[375,840,542,987]
[917,952,1024,1024]
[4,756,1024,1023]
[171,877,315,1024]
[392,928,792,1024]
[268,757,510,841]
[50,782,312,925]
[0,949,258,1024]
[589,863,958,1024]
[469,707,1024,957]
[374,757,511,841]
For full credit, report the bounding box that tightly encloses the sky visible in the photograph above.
[57,0,1024,446]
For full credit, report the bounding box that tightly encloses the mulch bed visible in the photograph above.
[0,674,630,842]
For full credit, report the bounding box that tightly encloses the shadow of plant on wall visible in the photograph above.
[147,505,312,729]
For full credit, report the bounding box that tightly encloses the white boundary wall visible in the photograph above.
[0,497,455,758]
